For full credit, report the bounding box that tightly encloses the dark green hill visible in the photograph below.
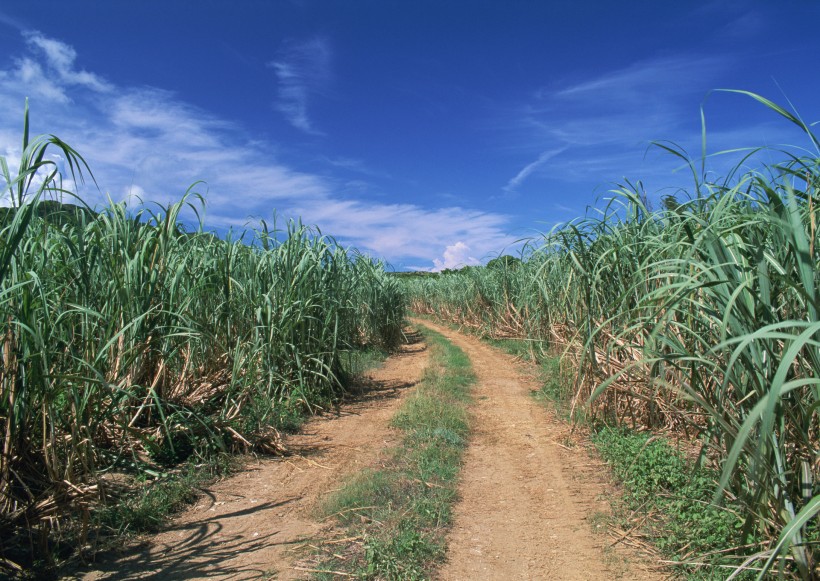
[0,199,96,228]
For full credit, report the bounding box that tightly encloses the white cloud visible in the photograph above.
[1,57,69,103]
[26,33,75,70]
[280,199,515,268]
[432,242,480,272]
[24,31,111,93]
[121,183,146,206]
[269,37,331,135]
[0,31,112,106]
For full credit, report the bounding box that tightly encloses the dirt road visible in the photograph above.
[74,331,428,581]
[414,319,660,581]
[74,323,661,580]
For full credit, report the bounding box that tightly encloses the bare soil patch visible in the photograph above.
[70,331,428,581]
[413,319,662,581]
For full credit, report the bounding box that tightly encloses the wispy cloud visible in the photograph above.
[268,37,331,135]
[715,11,766,40]
[24,31,111,94]
[0,9,25,31]
[496,54,744,197]
[554,56,725,104]
[321,155,392,179]
[0,31,111,107]
[495,51,816,211]
[553,203,576,213]
[535,55,731,153]
[0,30,514,270]
[504,147,566,192]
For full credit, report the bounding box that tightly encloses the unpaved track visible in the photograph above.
[73,332,428,581]
[74,323,662,581]
[414,319,661,581]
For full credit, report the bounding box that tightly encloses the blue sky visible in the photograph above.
[0,1,818,270]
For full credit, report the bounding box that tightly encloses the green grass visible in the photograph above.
[340,346,391,381]
[485,337,536,361]
[314,325,474,580]
[94,454,236,536]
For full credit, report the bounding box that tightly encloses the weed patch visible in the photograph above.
[94,456,235,536]
[592,428,761,580]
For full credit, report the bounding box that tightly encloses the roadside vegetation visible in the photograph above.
[0,105,405,577]
[402,92,820,579]
[313,326,474,580]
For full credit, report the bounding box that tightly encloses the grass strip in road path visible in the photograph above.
[314,326,474,580]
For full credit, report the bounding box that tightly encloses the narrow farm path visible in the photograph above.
[413,319,662,581]
[74,331,428,581]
